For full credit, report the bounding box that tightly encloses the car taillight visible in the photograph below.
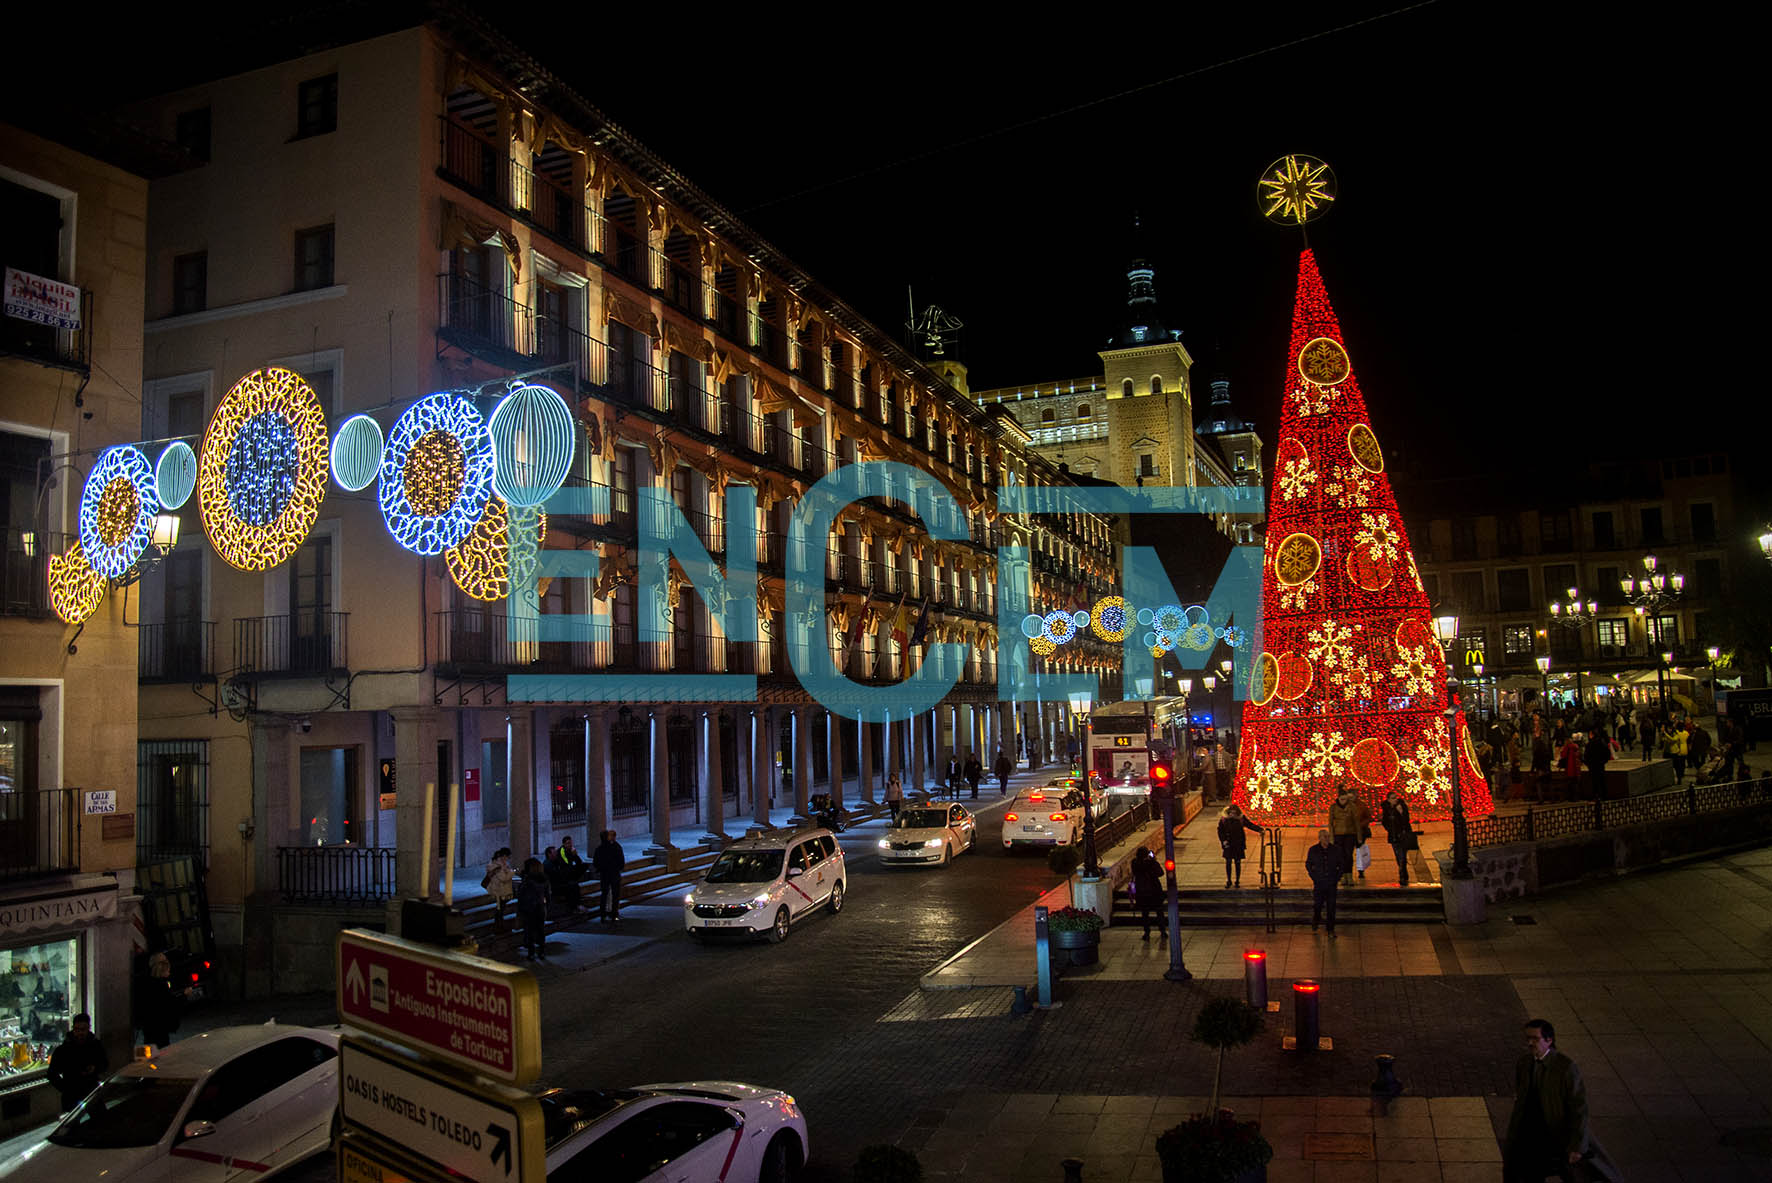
[1004,812,1019,822]
[1029,793,1045,801]
[1048,813,1066,821]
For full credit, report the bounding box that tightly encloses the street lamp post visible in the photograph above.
[1432,609,1472,880]
[1535,654,1551,713]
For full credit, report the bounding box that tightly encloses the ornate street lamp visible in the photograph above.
[1535,654,1551,710]
[1548,586,1599,626]
[1758,529,1772,564]
[1430,609,1472,880]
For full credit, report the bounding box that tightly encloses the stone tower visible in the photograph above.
[1100,258,1194,488]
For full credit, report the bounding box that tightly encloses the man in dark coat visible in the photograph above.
[993,749,1012,796]
[1129,847,1166,940]
[1380,789,1419,886]
[944,754,962,793]
[1216,803,1263,888]
[592,829,626,924]
[1584,729,1611,800]
[1304,828,1346,938]
[963,755,982,799]
[1505,1019,1620,1181]
[48,1013,107,1113]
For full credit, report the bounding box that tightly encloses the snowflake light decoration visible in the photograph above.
[1354,511,1401,561]
[1403,739,1451,803]
[1323,462,1375,506]
[380,393,495,555]
[1404,550,1424,593]
[78,445,158,578]
[1246,752,1305,813]
[1288,383,1337,417]
[199,368,329,571]
[1390,641,1441,696]
[1306,618,1356,670]
[1340,654,1379,700]
[1278,578,1317,613]
[1300,730,1349,780]
[1279,455,1318,501]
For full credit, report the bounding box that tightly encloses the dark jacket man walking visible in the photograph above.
[1304,828,1346,937]
[48,1013,108,1113]
[1505,1019,1620,1181]
[592,830,626,924]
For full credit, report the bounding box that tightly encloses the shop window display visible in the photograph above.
[0,937,80,1080]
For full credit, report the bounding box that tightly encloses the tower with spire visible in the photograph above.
[1099,255,1195,490]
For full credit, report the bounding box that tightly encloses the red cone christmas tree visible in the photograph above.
[1232,250,1491,823]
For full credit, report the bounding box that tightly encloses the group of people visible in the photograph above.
[1300,783,1422,936]
[482,831,626,960]
[941,749,1015,799]
[1476,702,1753,803]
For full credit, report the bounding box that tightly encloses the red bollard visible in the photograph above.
[1244,949,1268,1009]
[1293,980,1321,1051]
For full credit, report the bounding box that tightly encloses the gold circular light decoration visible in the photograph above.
[405,430,467,516]
[1297,337,1351,386]
[199,367,330,571]
[1347,423,1384,473]
[1251,652,1279,706]
[1274,532,1322,586]
[1395,618,1434,652]
[47,542,106,625]
[1257,154,1337,226]
[95,478,140,547]
[1029,635,1057,656]
[1350,737,1400,787]
[446,499,549,602]
[1276,651,1314,701]
[1344,545,1394,592]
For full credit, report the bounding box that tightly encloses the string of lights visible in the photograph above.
[78,445,158,578]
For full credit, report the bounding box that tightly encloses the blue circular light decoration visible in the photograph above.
[155,441,196,510]
[79,445,158,578]
[226,411,300,525]
[489,383,575,507]
[1136,607,1155,626]
[1142,631,1159,649]
[1042,610,1076,645]
[1020,614,1045,639]
[1071,610,1091,627]
[1154,604,1186,635]
[379,393,495,555]
[332,413,384,492]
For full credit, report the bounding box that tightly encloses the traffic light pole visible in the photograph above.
[1161,793,1191,982]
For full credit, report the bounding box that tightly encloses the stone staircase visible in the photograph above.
[1111,883,1445,926]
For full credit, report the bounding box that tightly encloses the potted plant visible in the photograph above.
[1154,997,1271,1182]
[1045,905,1105,966]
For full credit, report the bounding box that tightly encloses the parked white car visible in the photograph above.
[684,828,845,942]
[540,1080,807,1181]
[0,1023,339,1182]
[1001,785,1105,850]
[878,802,977,865]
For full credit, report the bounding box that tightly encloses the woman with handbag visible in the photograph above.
[1380,790,1418,886]
[483,847,514,930]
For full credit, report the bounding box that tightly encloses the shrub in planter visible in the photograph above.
[852,1144,923,1183]
[1047,844,1084,876]
[1045,905,1105,933]
[1154,1113,1273,1182]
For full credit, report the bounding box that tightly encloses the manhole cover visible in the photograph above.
[1510,914,1537,925]
[1303,1133,1374,1160]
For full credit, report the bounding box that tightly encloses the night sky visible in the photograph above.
[23,3,1756,483]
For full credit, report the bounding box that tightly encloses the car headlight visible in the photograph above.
[751,893,771,907]
[878,839,891,849]
[925,838,943,847]
[683,893,695,905]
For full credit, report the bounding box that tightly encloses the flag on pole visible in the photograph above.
[842,601,868,668]
[908,594,932,647]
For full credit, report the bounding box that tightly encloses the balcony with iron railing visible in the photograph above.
[436,611,638,674]
[440,116,501,204]
[0,788,81,883]
[139,619,216,683]
[603,346,670,414]
[278,844,397,905]
[438,272,530,366]
[1,528,71,617]
[509,157,580,250]
[233,612,348,677]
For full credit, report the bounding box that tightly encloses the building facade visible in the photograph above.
[119,17,1123,994]
[1,123,155,1131]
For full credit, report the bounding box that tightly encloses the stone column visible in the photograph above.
[389,706,440,908]
[736,707,755,824]
[648,710,676,856]
[911,711,927,796]
[249,719,294,901]
[1000,701,1018,767]
[702,709,727,842]
[586,708,610,839]
[793,707,814,817]
[857,716,875,804]
[507,712,535,862]
[751,707,773,828]
[827,713,846,810]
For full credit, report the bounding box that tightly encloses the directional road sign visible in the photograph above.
[337,928,540,1083]
[340,1034,545,1183]
[339,1129,453,1183]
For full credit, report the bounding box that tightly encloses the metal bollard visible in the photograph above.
[1293,980,1321,1051]
[1370,1054,1403,1115]
[1061,1158,1084,1182]
[1035,905,1054,1007]
[1244,949,1268,1009]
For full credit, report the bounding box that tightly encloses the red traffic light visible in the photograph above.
[1164,858,1175,872]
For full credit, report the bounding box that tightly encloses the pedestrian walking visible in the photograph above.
[1504,1019,1621,1181]
[48,1013,107,1113]
[885,771,904,819]
[1584,729,1611,800]
[963,754,982,799]
[993,748,1011,795]
[515,857,549,960]
[1380,789,1418,886]
[944,753,962,794]
[1661,719,1687,782]
[1639,717,1655,762]
[1217,803,1263,888]
[1212,740,1232,801]
[1328,783,1362,886]
[1305,829,1345,937]
[482,846,514,929]
[134,951,191,1049]
[1130,847,1166,940]
[592,829,625,924]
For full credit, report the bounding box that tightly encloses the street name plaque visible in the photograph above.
[340,1035,544,1183]
[337,928,540,1083]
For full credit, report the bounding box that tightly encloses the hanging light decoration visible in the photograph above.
[446,499,549,601]
[1042,610,1076,644]
[78,445,158,578]
[47,542,107,624]
[154,441,197,510]
[488,383,576,507]
[379,393,495,555]
[199,368,330,571]
[1029,635,1056,656]
[1091,596,1129,643]
[332,413,384,492]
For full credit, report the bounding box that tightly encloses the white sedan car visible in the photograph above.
[540,1080,807,1181]
[877,802,977,865]
[1,1023,339,1182]
[1002,786,1105,849]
